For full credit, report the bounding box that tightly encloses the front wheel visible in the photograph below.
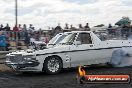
[43,56,63,74]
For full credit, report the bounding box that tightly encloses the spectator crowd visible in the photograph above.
[0,21,132,51]
[0,24,36,51]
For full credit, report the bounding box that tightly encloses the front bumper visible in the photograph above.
[5,60,40,71]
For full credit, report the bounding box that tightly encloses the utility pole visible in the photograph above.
[15,0,18,26]
[15,0,18,50]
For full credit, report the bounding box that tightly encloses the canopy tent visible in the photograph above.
[115,17,131,26]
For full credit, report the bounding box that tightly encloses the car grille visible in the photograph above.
[8,54,24,63]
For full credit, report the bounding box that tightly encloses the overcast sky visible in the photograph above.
[0,0,132,29]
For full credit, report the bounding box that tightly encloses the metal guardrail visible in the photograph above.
[0,51,10,60]
[0,51,11,54]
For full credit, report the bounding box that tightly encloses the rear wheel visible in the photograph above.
[43,56,63,74]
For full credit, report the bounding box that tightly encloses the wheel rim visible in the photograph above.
[47,58,60,73]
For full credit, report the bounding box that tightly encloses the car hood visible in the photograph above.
[7,49,36,56]
[7,45,70,56]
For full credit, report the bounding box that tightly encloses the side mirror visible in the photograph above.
[75,41,81,45]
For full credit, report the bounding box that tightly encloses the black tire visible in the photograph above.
[43,56,63,74]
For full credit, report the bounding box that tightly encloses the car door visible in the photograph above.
[68,32,95,67]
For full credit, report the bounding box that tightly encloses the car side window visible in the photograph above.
[77,33,92,44]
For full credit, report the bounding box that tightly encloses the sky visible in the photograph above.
[0,0,132,29]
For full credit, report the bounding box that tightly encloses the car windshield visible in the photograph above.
[54,34,68,44]
[48,34,62,45]
[59,33,77,45]
[48,33,71,45]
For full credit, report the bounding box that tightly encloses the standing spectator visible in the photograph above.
[70,25,73,31]
[108,23,112,34]
[0,33,7,51]
[51,27,55,37]
[64,23,69,29]
[24,32,30,48]
[84,23,90,31]
[28,24,34,34]
[53,23,63,36]
[0,24,4,31]
[18,24,22,31]
[29,24,34,29]
[78,24,84,31]
[70,25,77,31]
[108,23,112,28]
[18,24,23,39]
[4,24,10,31]
[13,25,19,31]
[22,24,27,32]
[21,24,28,39]
[122,25,129,37]
[13,25,19,39]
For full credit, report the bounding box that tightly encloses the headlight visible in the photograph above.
[6,55,10,61]
[23,55,36,61]
[24,57,32,61]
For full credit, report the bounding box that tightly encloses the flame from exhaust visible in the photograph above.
[78,66,86,76]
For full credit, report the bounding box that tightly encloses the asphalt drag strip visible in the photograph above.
[0,66,132,88]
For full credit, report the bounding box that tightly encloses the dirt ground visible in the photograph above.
[0,64,132,88]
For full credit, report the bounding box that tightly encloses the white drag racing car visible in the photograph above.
[5,31,132,74]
